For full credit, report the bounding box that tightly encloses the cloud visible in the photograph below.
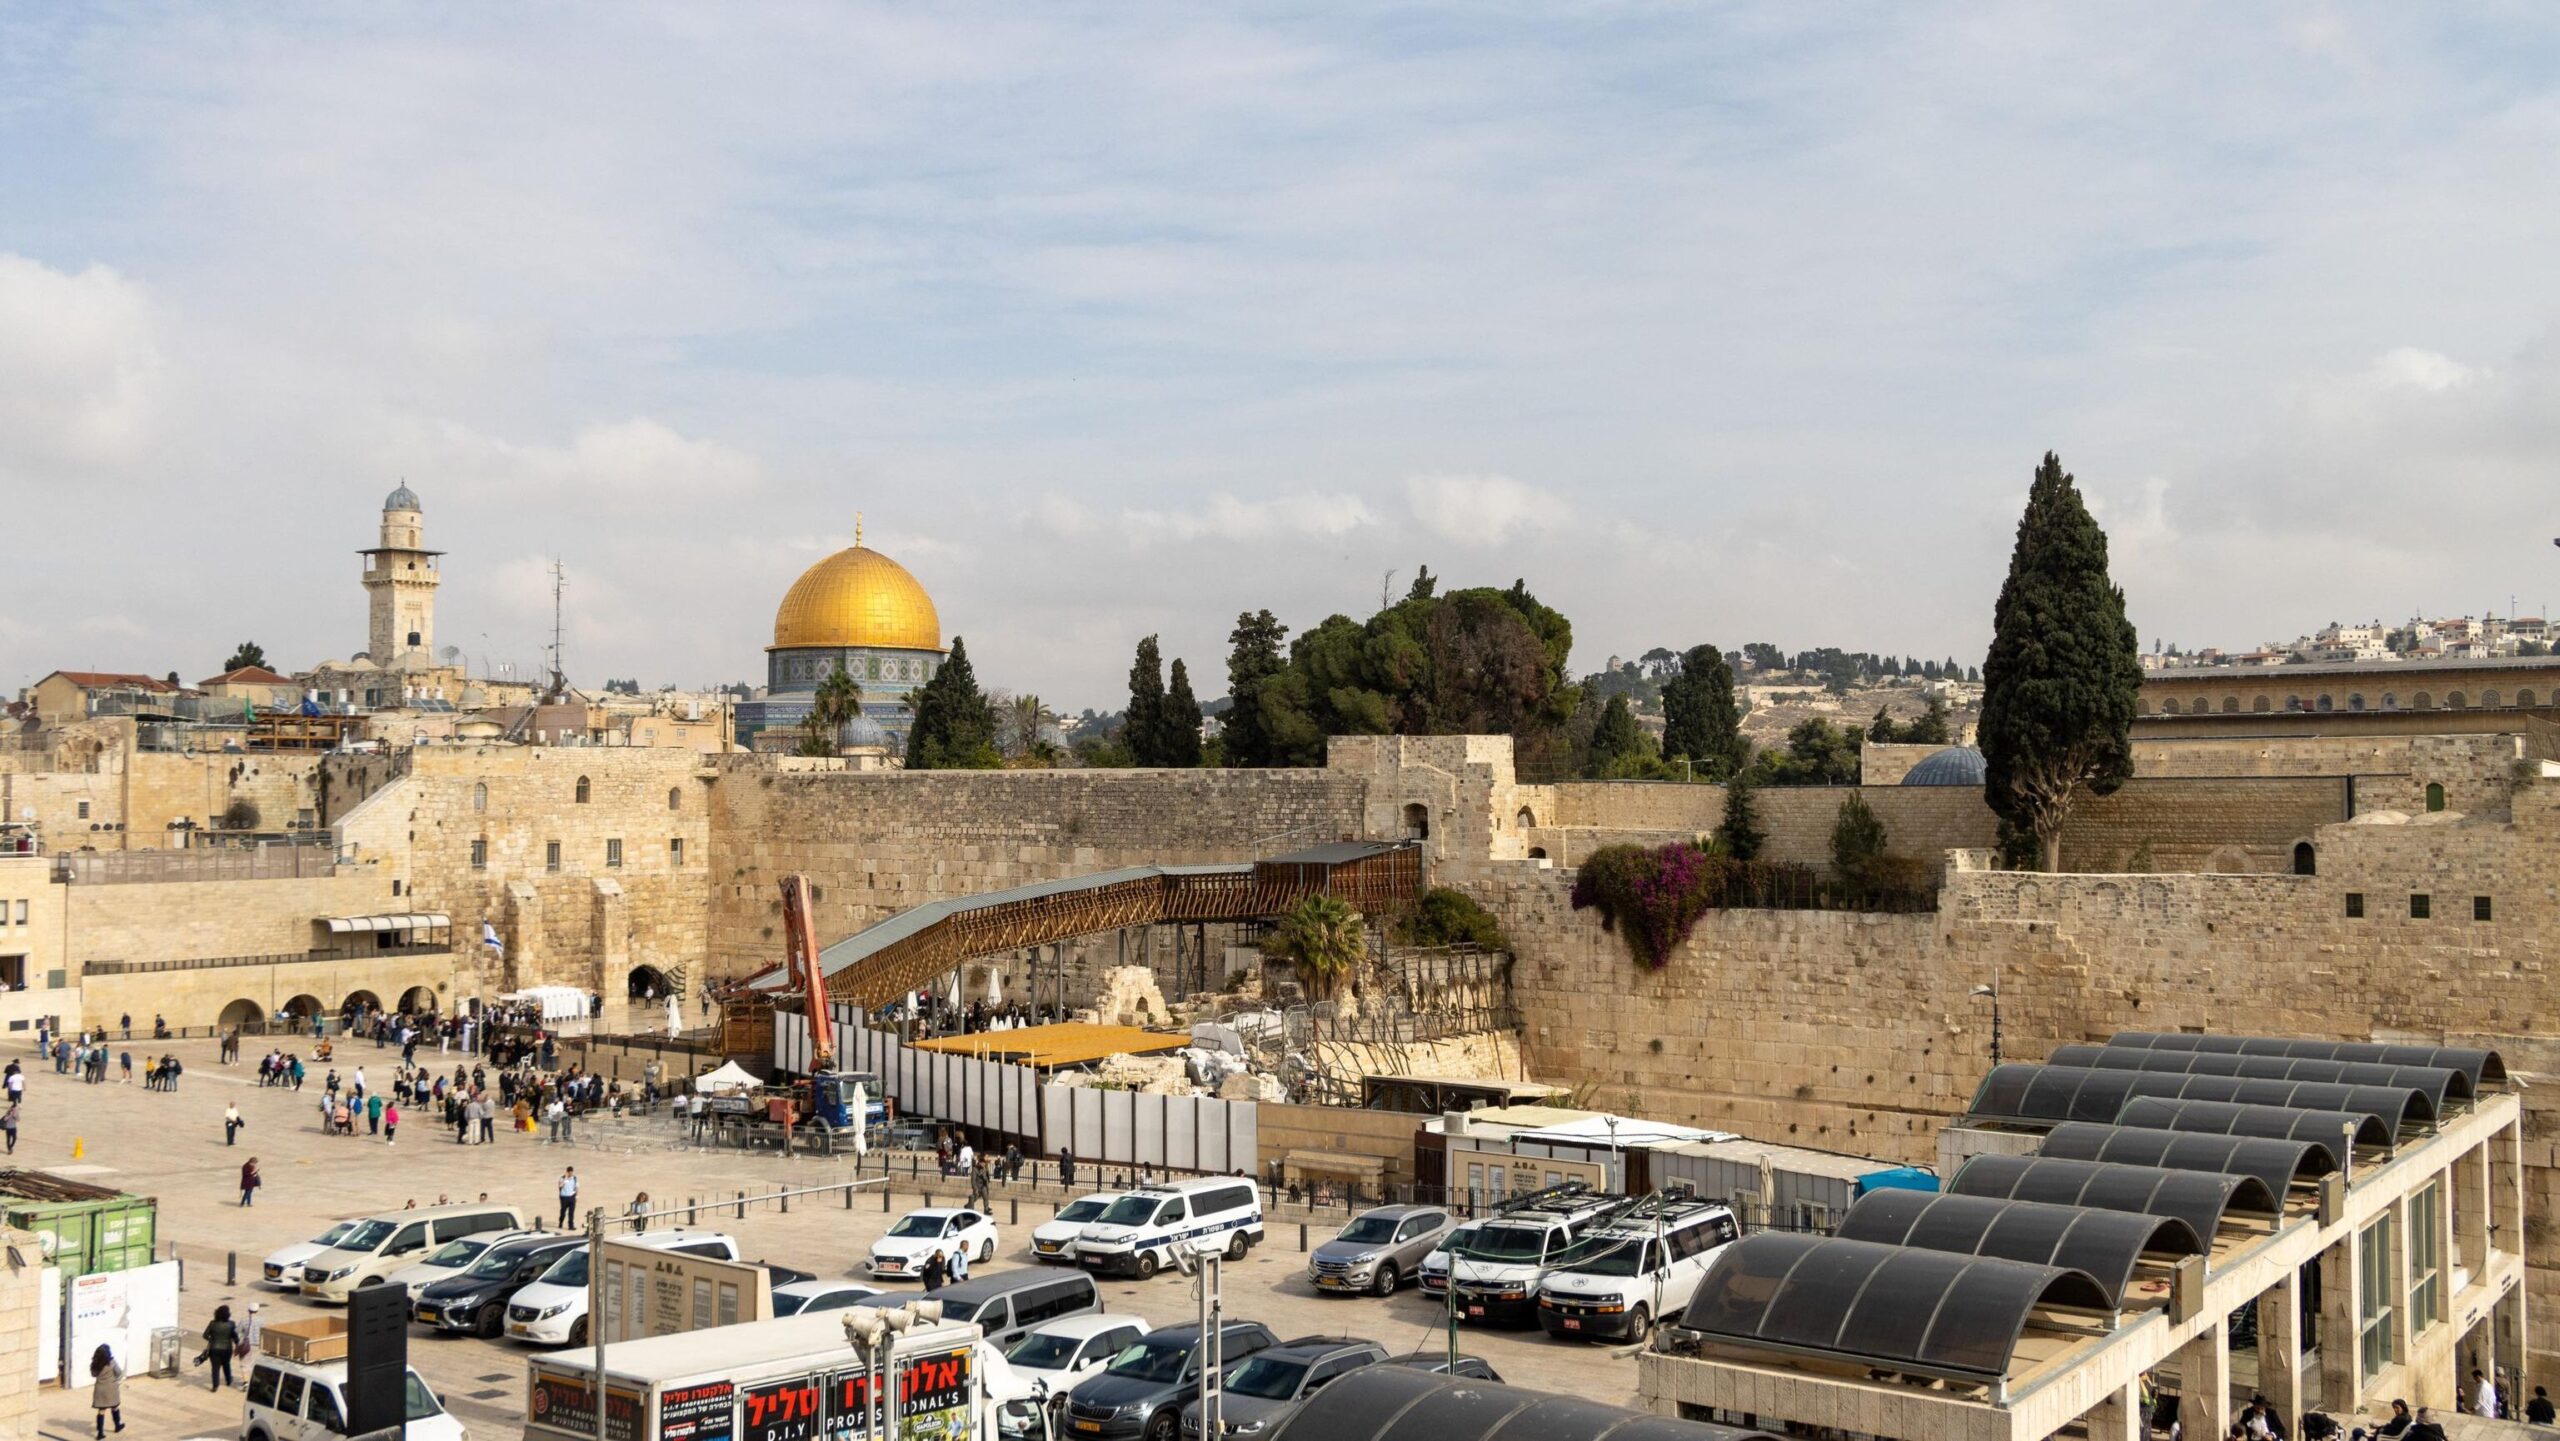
[403,416,760,499]
[2363,347,2483,393]
[1405,473,1567,548]
[0,254,162,472]
[1120,493,1376,546]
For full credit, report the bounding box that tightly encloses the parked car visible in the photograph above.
[1388,1351,1501,1380]
[262,1220,360,1288]
[769,1278,883,1316]
[1032,1192,1128,1265]
[1177,1336,1387,1439]
[1307,1204,1455,1297]
[387,1228,525,1295]
[1075,1179,1264,1280]
[1444,1191,1619,1326]
[242,1352,465,1441]
[1060,1320,1278,1441]
[506,1230,742,1345]
[1415,1220,1484,1296]
[892,1268,1102,1349]
[1535,1198,1740,1341]
[869,1207,999,1280]
[1005,1315,1152,1394]
[299,1201,528,1302]
[412,1233,585,1339]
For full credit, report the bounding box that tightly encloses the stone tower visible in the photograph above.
[362,483,442,663]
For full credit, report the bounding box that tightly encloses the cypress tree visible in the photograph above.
[1661,643,1748,780]
[1978,452,2141,870]
[904,636,1000,769]
[1163,658,1204,768]
[1585,694,1643,773]
[1125,635,1168,766]
[1830,792,1889,884]
[1715,777,1764,860]
[1222,610,1289,767]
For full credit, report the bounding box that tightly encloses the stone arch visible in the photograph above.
[2221,697,2240,713]
[2414,692,2434,710]
[2203,846,2253,874]
[2483,689,2502,708]
[2252,695,2272,713]
[2292,841,2317,876]
[2447,691,2468,709]
[1515,806,1537,831]
[2156,698,2177,716]
[473,782,487,812]
[1402,803,1430,840]
[628,964,671,1001]
[342,989,382,1017]
[396,985,437,1015]
[2284,694,2303,712]
[2348,694,2366,712]
[1527,847,1548,860]
[218,998,263,1031]
[2089,882,2125,918]
[281,993,324,1020]
[2521,689,2539,708]
[575,775,592,803]
[2137,698,2153,715]
[2426,782,2446,813]
[668,787,683,812]
[2315,694,2334,713]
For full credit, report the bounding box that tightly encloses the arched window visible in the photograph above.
[2414,692,2433,710]
[668,787,683,812]
[2286,695,2304,713]
[2520,689,2538,708]
[473,783,487,812]
[2382,693,2398,711]
[1402,803,1430,840]
[2426,782,2446,813]
[2348,694,2365,712]
[1527,847,1548,860]
[2315,694,2333,713]
[1515,807,1537,831]
[2222,697,2240,713]
[575,776,592,803]
[2483,689,2502,708]
[2136,699,2153,716]
[2155,698,2176,715]
[2252,696,2272,713]
[2447,692,2468,709]
[2293,842,2316,876]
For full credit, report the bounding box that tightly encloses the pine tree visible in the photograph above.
[1715,777,1765,860]
[222,641,268,672]
[1831,792,1889,884]
[1222,610,1290,767]
[1586,695,1644,773]
[1162,659,1204,768]
[1125,635,1168,766]
[1660,643,1748,780]
[1978,452,2141,870]
[904,637,1000,769]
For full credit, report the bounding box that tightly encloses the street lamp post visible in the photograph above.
[1969,970,2003,1067]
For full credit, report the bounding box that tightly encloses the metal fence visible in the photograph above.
[54,844,342,885]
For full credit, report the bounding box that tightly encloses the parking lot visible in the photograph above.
[6,1036,1644,1439]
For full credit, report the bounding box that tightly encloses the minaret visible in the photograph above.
[362,483,443,662]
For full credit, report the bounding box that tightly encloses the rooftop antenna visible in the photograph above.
[545,558,568,703]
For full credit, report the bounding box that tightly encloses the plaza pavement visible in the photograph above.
[8,1034,1640,1440]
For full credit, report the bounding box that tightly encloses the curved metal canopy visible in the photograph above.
[2113,1097,2395,1153]
[2104,1031,2506,1088]
[2047,1043,2469,1111]
[1264,1366,1781,1441]
[2037,1121,2336,1198]
[1834,1188,2201,1309]
[1949,1152,2282,1244]
[1966,1064,2434,1136]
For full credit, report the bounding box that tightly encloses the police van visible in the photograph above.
[1444,1189,1620,1326]
[1535,1196,1741,1341]
[1074,1178,1263,1279]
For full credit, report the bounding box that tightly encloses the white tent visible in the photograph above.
[694,1061,760,1094]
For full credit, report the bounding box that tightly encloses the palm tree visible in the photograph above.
[1005,692,1057,759]
[797,660,864,757]
[1261,895,1367,1003]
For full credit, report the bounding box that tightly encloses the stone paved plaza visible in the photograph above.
[8,1034,1635,1440]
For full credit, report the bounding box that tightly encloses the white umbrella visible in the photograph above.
[986,969,1004,1007]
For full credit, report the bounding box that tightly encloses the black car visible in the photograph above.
[1061,1320,1278,1441]
[1387,1351,1501,1381]
[1178,1337,1386,1439]
[411,1234,583,1337]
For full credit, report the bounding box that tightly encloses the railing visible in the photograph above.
[54,844,343,885]
[81,946,456,976]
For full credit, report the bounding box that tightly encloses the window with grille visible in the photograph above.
[606,839,623,869]
[2409,894,2431,920]
[2359,1214,2396,1380]
[2410,1182,2443,1334]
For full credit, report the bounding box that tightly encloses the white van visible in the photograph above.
[299,1202,527,1302]
[1074,1178,1263,1279]
[1444,1190,1620,1326]
[243,1353,465,1441]
[1031,1191,1127,1265]
[1536,1198,1741,1341]
[505,1229,740,1346]
[262,1219,361,1288]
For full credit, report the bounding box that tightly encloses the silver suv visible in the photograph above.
[1308,1204,1455,1297]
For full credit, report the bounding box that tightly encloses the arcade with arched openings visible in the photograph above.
[627,964,672,1001]
[397,985,437,1015]
[219,998,263,1031]
[280,993,324,1021]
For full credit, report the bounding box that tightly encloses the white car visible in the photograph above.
[504,1230,740,1346]
[386,1229,523,1296]
[770,1278,884,1316]
[1417,1220,1484,1295]
[243,1353,465,1441]
[1031,1193,1126,1265]
[261,1221,359,1288]
[1002,1314,1152,1394]
[868,1207,998,1280]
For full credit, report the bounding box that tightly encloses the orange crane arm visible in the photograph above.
[779,873,834,1072]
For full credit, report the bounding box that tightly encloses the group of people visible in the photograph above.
[880,993,1060,1041]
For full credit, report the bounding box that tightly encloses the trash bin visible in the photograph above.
[150,1326,183,1378]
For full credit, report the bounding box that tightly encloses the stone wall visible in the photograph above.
[0,1225,36,1441]
[702,756,1369,979]
[0,734,324,850]
[337,746,711,994]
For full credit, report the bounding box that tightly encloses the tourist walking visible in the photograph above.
[2,1100,17,1155]
[224,1102,244,1146]
[201,1305,239,1391]
[383,1101,399,1146]
[239,1157,261,1207]
[920,1249,946,1293]
[557,1167,579,1228]
[88,1343,123,1435]
[241,1305,263,1388]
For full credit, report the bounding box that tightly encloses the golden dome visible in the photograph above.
[770,544,944,652]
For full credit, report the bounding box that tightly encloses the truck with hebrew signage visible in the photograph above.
[526,1310,1048,1441]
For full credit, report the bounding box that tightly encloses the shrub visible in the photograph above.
[1572,841,1934,968]
[1393,887,1509,951]
[1830,793,1888,882]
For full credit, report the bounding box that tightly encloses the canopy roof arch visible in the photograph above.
[2105,1032,2507,1089]
[2047,1043,2470,1112]
[1833,1188,2201,1309]
[1676,1232,2112,1385]
[1949,1153,2281,1244]
[1967,1064,2434,1136]
[1264,1365,1781,1441]
[2113,1097,2396,1154]
[2036,1121,2337,1198]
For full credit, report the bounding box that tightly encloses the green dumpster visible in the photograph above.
[0,1169,159,1278]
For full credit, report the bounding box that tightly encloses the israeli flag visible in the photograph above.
[481,921,503,958]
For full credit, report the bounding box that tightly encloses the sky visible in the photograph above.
[4,4,2559,711]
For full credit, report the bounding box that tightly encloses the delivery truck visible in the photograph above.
[525,1309,1048,1441]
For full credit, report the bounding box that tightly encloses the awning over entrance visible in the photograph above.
[323,913,452,934]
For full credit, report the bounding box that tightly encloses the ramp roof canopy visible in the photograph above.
[1967,1063,2435,1136]
[2036,1121,2338,1197]
[2048,1043,2470,1112]
[2105,1031,2506,1089]
[1950,1153,2281,1244]
[2112,1097,2395,1154]
[1833,1188,2201,1309]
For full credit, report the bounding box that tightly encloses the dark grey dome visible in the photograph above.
[838,713,892,749]
[384,483,420,511]
[1901,745,1987,786]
